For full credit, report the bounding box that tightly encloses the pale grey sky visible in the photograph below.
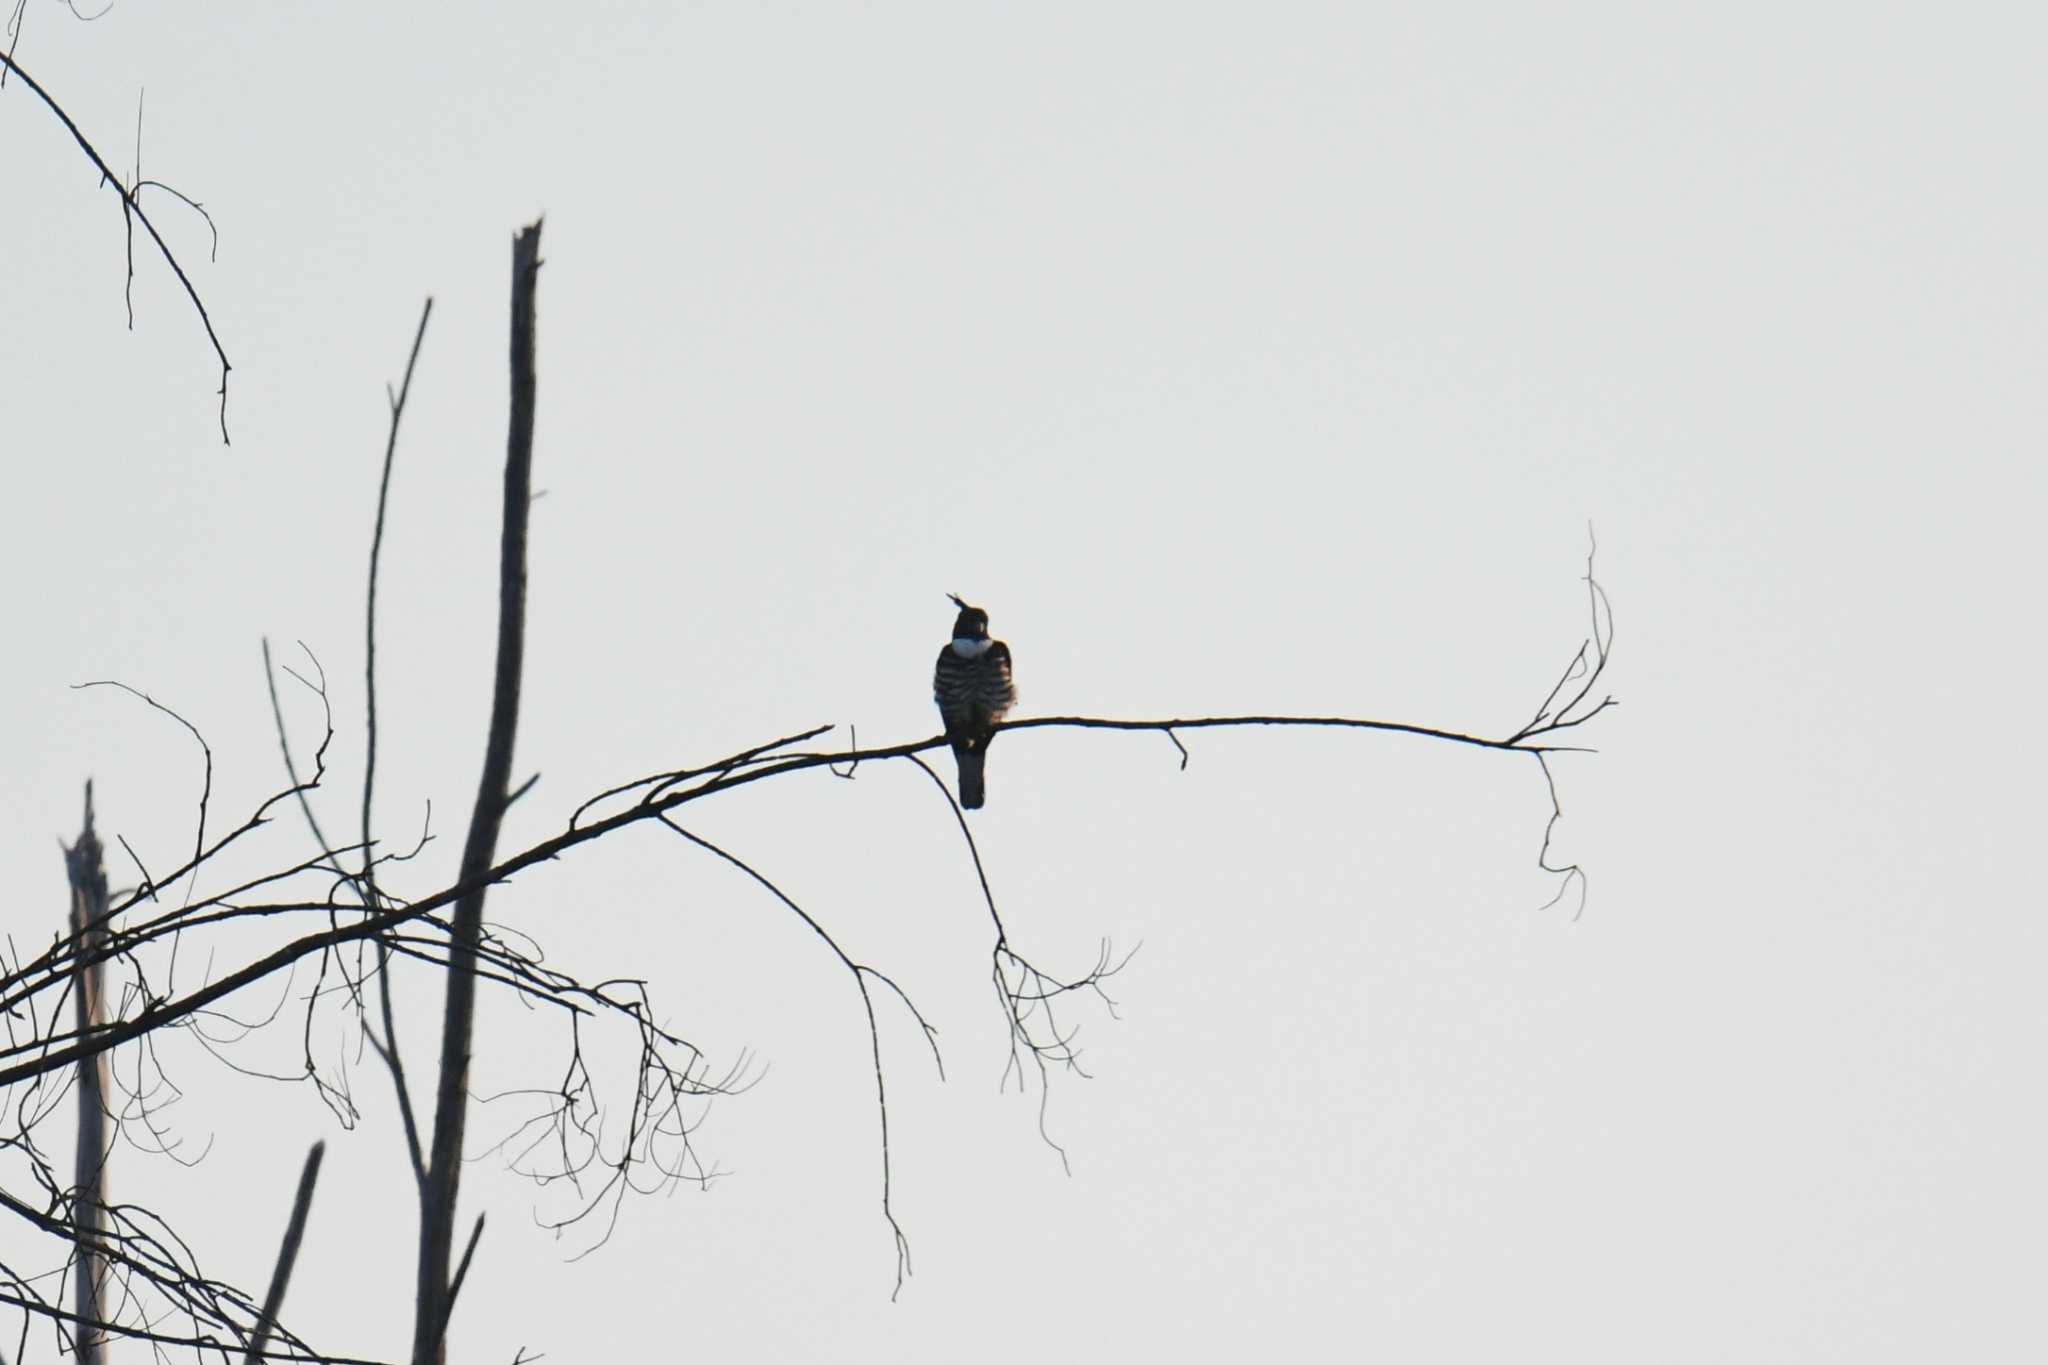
[5,3,2044,1361]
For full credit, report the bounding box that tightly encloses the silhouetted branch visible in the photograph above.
[0,669,1616,1090]
[431,1213,484,1358]
[661,819,934,1298]
[64,785,110,1365]
[361,301,436,1193]
[0,1145,356,1363]
[900,751,1132,1170]
[244,1141,324,1365]
[3,321,1616,1356]
[364,298,435,904]
[0,1289,383,1365]
[1011,712,1597,750]
[414,221,541,1365]
[2,0,27,89]
[70,682,214,903]
[0,52,232,439]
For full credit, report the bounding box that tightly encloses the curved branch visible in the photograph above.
[0,712,1592,1089]
[661,819,928,1297]
[0,53,232,440]
[5,549,1616,1108]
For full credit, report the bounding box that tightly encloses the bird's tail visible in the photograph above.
[955,743,986,810]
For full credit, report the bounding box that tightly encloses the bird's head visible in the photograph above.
[947,593,990,643]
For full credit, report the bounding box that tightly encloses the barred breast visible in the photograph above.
[933,646,1017,732]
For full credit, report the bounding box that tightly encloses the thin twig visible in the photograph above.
[361,300,436,1192]
[0,52,232,439]
[71,681,213,911]
[365,298,435,904]
[663,822,918,1297]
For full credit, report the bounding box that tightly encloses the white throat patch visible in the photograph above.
[951,637,993,658]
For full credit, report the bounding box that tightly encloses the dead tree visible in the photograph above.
[62,791,109,1365]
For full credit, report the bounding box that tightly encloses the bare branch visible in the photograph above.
[0,522,1614,1352]
[431,1214,483,1359]
[70,682,213,908]
[0,682,1612,1096]
[661,821,921,1298]
[64,784,110,1365]
[364,298,435,901]
[0,53,232,439]
[414,222,542,1365]
[359,300,436,1193]
[243,1141,324,1365]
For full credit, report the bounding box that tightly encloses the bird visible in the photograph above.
[932,593,1017,810]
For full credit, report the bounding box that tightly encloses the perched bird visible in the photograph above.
[933,593,1017,810]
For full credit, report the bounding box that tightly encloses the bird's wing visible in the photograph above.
[986,641,1017,715]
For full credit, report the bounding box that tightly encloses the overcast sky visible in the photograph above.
[5,4,2044,1361]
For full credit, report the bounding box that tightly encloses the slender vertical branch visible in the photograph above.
[242,1141,324,1365]
[364,300,435,1192]
[364,297,434,898]
[63,783,110,1365]
[412,222,541,1365]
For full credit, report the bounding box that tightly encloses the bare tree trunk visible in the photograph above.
[411,221,543,1365]
[64,784,109,1365]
